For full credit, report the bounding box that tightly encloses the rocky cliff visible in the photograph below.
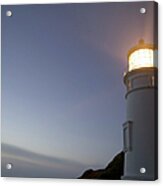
[79,151,124,180]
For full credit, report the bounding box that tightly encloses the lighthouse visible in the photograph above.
[122,40,158,180]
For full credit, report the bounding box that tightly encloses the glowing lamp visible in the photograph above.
[127,40,157,72]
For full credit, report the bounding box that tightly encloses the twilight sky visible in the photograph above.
[1,1,156,178]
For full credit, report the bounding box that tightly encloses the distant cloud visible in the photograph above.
[1,143,86,178]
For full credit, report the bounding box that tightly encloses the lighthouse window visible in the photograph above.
[123,121,132,152]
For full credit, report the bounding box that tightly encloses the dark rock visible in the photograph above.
[78,151,124,180]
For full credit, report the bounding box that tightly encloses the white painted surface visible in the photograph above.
[123,70,157,180]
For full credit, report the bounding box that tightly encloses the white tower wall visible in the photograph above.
[122,68,157,180]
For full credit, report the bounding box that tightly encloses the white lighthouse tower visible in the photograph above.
[122,40,158,180]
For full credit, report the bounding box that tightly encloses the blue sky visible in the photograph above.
[1,2,155,178]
